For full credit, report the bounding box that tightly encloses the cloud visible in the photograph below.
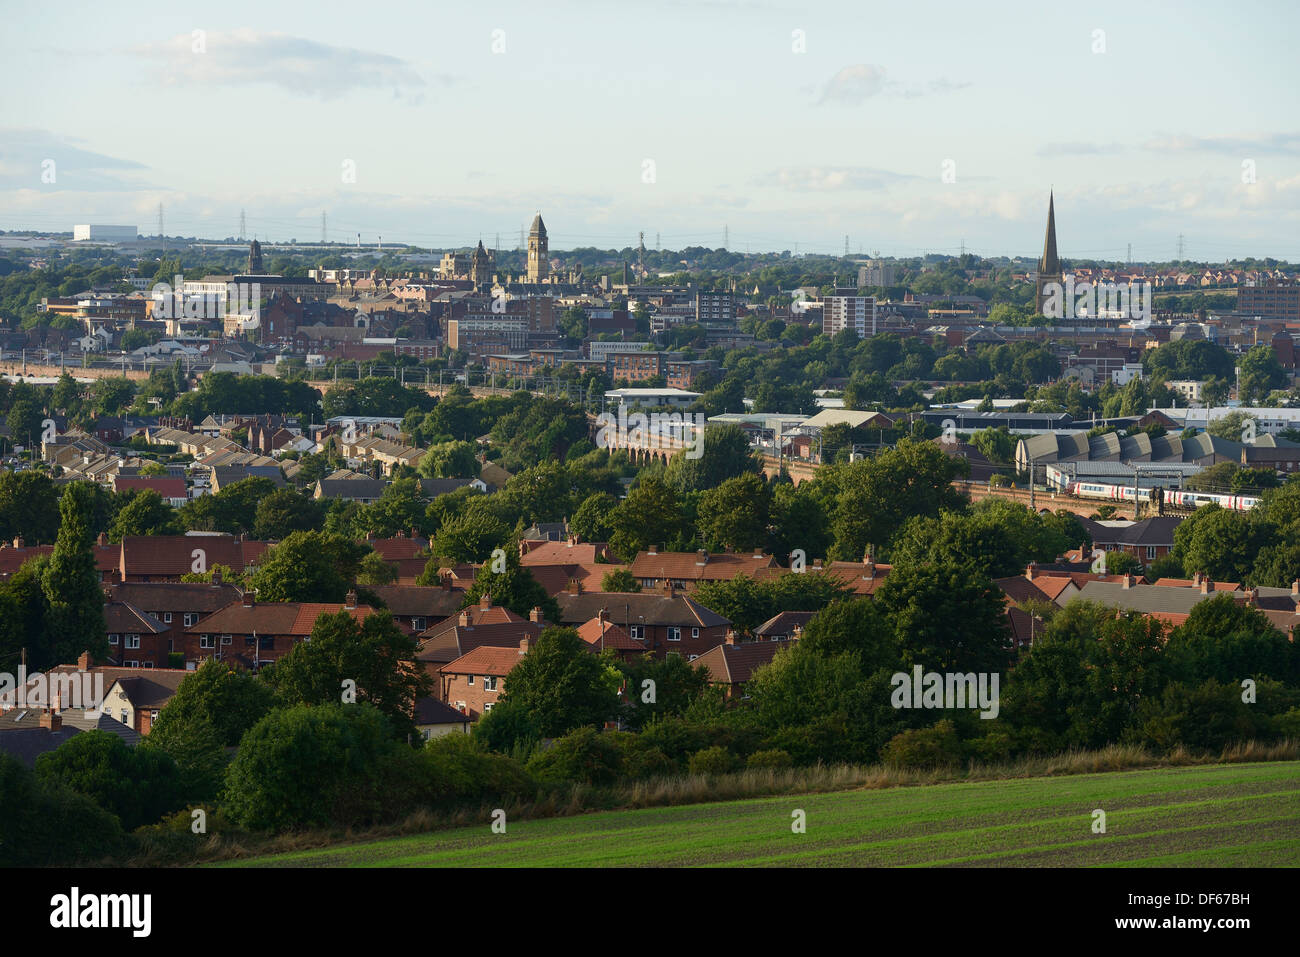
[0,129,150,191]
[759,166,916,192]
[1143,132,1300,156]
[818,64,968,105]
[1037,141,1129,158]
[138,30,447,101]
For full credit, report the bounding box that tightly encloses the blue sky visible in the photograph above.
[2,0,1297,260]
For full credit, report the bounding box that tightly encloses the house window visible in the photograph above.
[483,676,498,692]
[413,617,426,631]
[149,710,159,721]
[126,634,140,649]
[163,612,173,623]
[691,627,699,639]
[467,675,475,686]
[200,635,213,648]
[687,654,698,661]
[629,626,640,639]
[456,701,467,713]
[108,634,120,645]
[1146,546,1157,560]
[120,709,129,723]
[184,613,197,627]
[484,702,495,713]
[667,627,681,641]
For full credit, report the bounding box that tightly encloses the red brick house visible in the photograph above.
[629,546,778,593]
[118,534,271,583]
[693,639,794,697]
[439,638,533,719]
[184,591,376,668]
[554,592,731,660]
[108,581,244,668]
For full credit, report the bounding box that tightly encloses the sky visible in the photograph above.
[2,0,1298,261]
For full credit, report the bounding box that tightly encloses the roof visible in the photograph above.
[189,601,375,636]
[108,671,189,709]
[0,710,141,766]
[418,620,543,665]
[104,602,169,635]
[693,641,794,684]
[440,644,528,677]
[119,535,270,577]
[575,617,644,651]
[109,581,244,613]
[753,610,816,637]
[112,476,187,498]
[628,550,777,583]
[555,592,730,629]
[369,585,464,618]
[414,696,473,727]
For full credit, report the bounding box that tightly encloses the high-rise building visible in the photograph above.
[857,260,896,287]
[471,240,493,290]
[823,295,876,337]
[695,291,736,325]
[248,239,264,274]
[1034,192,1062,316]
[527,213,549,282]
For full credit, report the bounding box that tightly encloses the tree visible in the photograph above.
[222,703,404,831]
[247,531,368,603]
[34,732,185,831]
[253,489,326,540]
[571,492,618,543]
[1207,411,1259,443]
[460,550,560,624]
[261,611,432,738]
[663,424,761,493]
[1237,344,1286,404]
[150,659,275,748]
[1171,506,1272,584]
[429,509,510,565]
[608,477,685,561]
[109,489,181,540]
[601,568,640,593]
[875,563,1010,674]
[417,441,480,479]
[494,627,621,737]
[697,473,771,550]
[0,471,61,544]
[42,483,108,665]
[1165,593,1299,685]
[0,754,124,866]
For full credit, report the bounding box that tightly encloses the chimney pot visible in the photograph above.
[479,593,491,609]
[458,610,470,627]
[77,651,91,671]
[1122,574,1134,589]
[345,588,358,609]
[647,544,657,555]
[529,606,542,623]
[39,711,61,731]
[518,636,532,655]
[242,590,254,607]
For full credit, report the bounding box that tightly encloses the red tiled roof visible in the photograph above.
[439,644,527,677]
[576,617,644,651]
[629,550,777,583]
[120,535,271,577]
[693,640,792,684]
[189,601,375,636]
[113,477,187,499]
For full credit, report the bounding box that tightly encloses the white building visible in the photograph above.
[604,388,701,409]
[823,295,876,337]
[73,224,138,242]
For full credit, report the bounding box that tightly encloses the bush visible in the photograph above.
[746,749,793,770]
[880,720,964,769]
[687,746,739,776]
[0,754,124,866]
[223,703,403,832]
[526,727,623,786]
[418,733,535,806]
[34,732,187,831]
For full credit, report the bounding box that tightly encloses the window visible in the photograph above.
[144,662,155,669]
[184,613,197,627]
[199,635,213,648]
[1146,546,1157,560]
[483,701,495,713]
[108,634,120,645]
[691,627,699,639]
[120,709,129,723]
[467,674,475,686]
[413,617,426,631]
[456,701,467,713]
[483,676,498,691]
[163,612,173,623]
[687,654,698,661]
[629,626,640,639]
[126,634,140,649]
[667,627,681,642]
[149,710,159,721]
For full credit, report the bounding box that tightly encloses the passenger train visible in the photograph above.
[1059,480,1259,512]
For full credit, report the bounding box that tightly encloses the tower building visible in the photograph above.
[1034,192,1062,316]
[527,213,549,282]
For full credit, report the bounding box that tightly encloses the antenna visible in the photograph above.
[239,209,246,241]
[157,202,164,239]
[321,211,327,244]
[845,234,850,256]
[1177,233,1185,260]
[723,224,729,249]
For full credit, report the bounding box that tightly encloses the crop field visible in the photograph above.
[225,761,1300,867]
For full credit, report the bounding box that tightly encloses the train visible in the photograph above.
[1061,480,1259,512]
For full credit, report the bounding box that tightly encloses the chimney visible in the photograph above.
[97,532,108,546]
[598,608,610,623]
[812,558,823,570]
[518,636,532,655]
[242,590,254,607]
[1025,561,1037,581]
[567,577,583,595]
[647,544,657,555]
[724,629,737,645]
[345,588,358,609]
[77,651,91,671]
[1245,587,1258,607]
[866,562,876,581]
[1292,579,1299,599]
[13,537,21,548]
[696,549,708,567]
[1192,571,1204,587]
[529,606,543,623]
[1200,577,1213,595]
[212,567,222,585]
[864,544,875,565]
[458,610,471,627]
[39,710,62,732]
[1122,574,1134,589]
[479,593,492,610]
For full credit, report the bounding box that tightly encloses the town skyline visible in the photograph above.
[2,0,1298,260]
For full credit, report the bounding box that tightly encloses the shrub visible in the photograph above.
[526,727,622,786]
[746,749,793,769]
[880,720,964,769]
[0,754,124,866]
[687,746,739,776]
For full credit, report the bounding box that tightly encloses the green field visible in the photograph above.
[225,761,1300,867]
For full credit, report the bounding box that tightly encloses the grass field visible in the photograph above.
[223,760,1300,867]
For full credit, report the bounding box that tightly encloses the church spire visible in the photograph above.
[1039,191,1059,275]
